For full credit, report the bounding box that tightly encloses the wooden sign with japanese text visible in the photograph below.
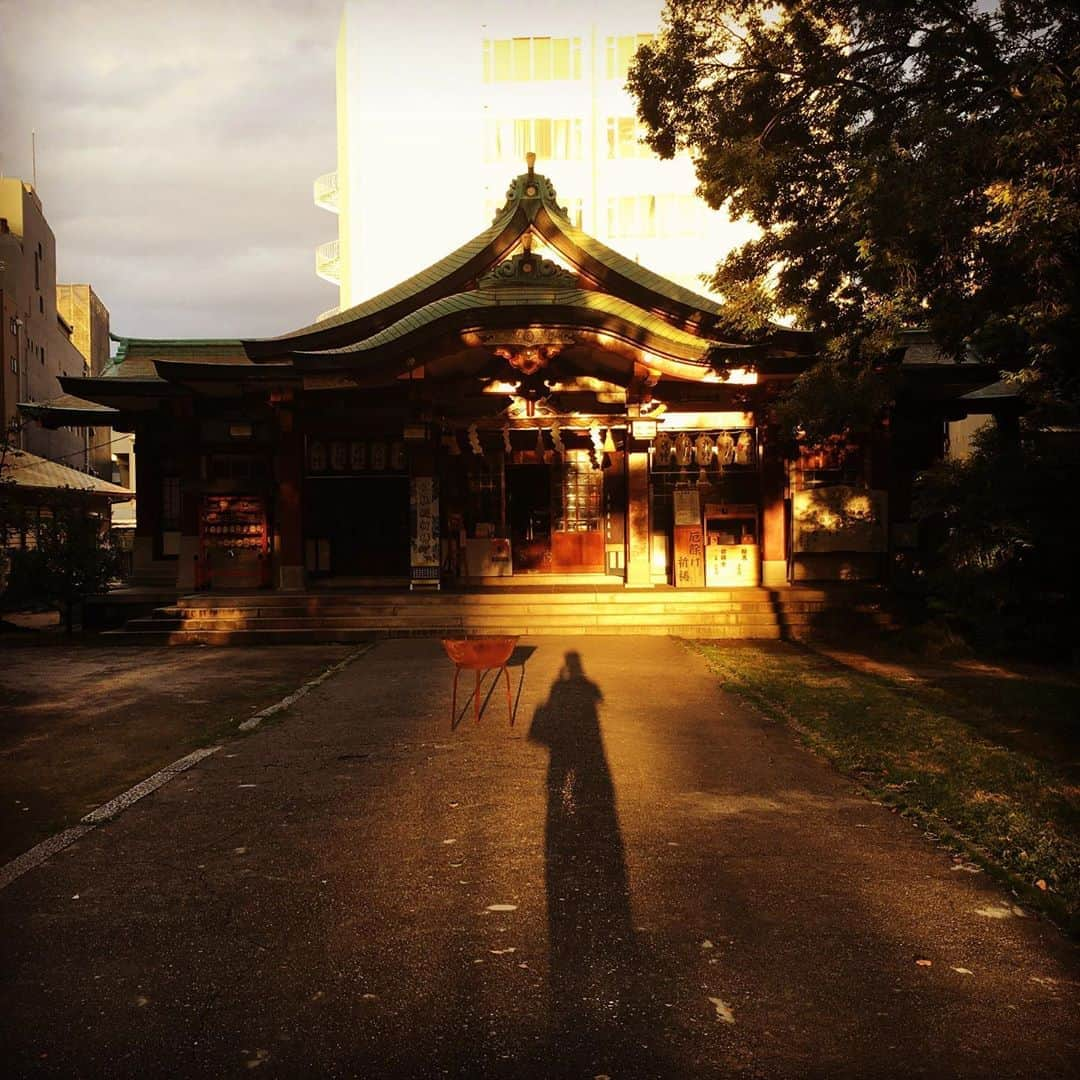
[674,524,705,588]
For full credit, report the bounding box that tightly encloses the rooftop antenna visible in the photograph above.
[31,130,37,189]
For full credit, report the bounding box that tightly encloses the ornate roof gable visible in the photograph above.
[478,245,580,291]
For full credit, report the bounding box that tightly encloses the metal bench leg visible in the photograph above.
[474,669,481,725]
[503,666,512,726]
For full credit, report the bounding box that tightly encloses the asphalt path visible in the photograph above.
[1,637,1076,1078]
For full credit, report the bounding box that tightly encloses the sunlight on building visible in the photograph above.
[315,0,755,310]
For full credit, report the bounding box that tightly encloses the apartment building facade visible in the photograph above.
[315,0,748,314]
[56,284,136,531]
[0,178,91,466]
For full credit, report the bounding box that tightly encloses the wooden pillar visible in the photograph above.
[625,449,652,588]
[131,431,162,584]
[176,436,202,592]
[275,413,305,591]
[761,428,787,587]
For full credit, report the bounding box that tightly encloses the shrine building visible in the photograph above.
[24,161,1000,598]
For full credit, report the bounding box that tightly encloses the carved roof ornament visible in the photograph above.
[479,239,580,290]
[490,151,573,225]
[481,327,577,378]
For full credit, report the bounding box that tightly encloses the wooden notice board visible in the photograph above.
[673,524,705,588]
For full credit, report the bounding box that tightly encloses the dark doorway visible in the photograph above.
[507,464,552,572]
[307,477,409,578]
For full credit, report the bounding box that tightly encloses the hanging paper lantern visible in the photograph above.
[535,427,545,455]
[468,423,482,456]
[603,428,616,453]
[503,424,512,454]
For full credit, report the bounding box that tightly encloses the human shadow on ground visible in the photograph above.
[528,650,669,1077]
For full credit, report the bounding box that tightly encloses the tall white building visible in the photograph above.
[314,0,752,313]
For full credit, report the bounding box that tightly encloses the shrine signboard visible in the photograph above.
[410,476,441,589]
[673,486,704,588]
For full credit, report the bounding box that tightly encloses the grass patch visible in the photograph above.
[689,640,1080,932]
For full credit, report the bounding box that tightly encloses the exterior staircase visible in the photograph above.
[107,586,892,645]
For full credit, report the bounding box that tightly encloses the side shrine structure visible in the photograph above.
[25,162,1002,595]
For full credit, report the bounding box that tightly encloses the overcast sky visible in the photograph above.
[0,0,343,340]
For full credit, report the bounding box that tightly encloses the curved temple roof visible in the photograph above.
[42,164,819,422]
[243,164,813,362]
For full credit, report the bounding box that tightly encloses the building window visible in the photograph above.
[606,194,704,238]
[608,195,656,239]
[606,34,654,82]
[113,453,131,490]
[39,295,44,314]
[483,37,582,82]
[484,117,583,163]
[34,252,40,291]
[606,116,654,159]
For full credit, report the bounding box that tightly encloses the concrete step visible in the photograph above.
[108,623,793,645]
[114,586,889,644]
[124,610,808,632]
[155,601,834,621]
[171,587,844,609]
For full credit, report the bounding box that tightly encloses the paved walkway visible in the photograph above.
[1,638,1076,1078]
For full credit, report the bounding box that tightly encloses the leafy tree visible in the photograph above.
[1,478,121,634]
[0,418,24,594]
[912,424,1077,656]
[630,1,1080,430]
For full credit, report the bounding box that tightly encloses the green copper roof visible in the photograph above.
[106,336,251,380]
[295,288,717,370]
[245,166,813,361]
[244,201,527,358]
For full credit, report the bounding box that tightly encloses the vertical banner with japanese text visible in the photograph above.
[410,475,441,589]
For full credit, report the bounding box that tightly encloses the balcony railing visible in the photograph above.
[315,239,341,285]
[313,171,339,213]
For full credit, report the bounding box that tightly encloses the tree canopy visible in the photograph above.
[629,1,1080,416]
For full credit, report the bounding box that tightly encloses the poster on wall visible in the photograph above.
[792,486,888,553]
[410,475,441,588]
[673,487,702,526]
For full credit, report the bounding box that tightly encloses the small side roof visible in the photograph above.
[1,449,132,500]
[19,392,120,426]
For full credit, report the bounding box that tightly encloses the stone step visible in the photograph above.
[156,600,837,620]
[109,623,795,645]
[125,609,809,632]
[114,586,889,643]
[171,587,845,609]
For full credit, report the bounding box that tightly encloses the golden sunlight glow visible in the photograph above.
[661,412,754,430]
[725,368,758,385]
